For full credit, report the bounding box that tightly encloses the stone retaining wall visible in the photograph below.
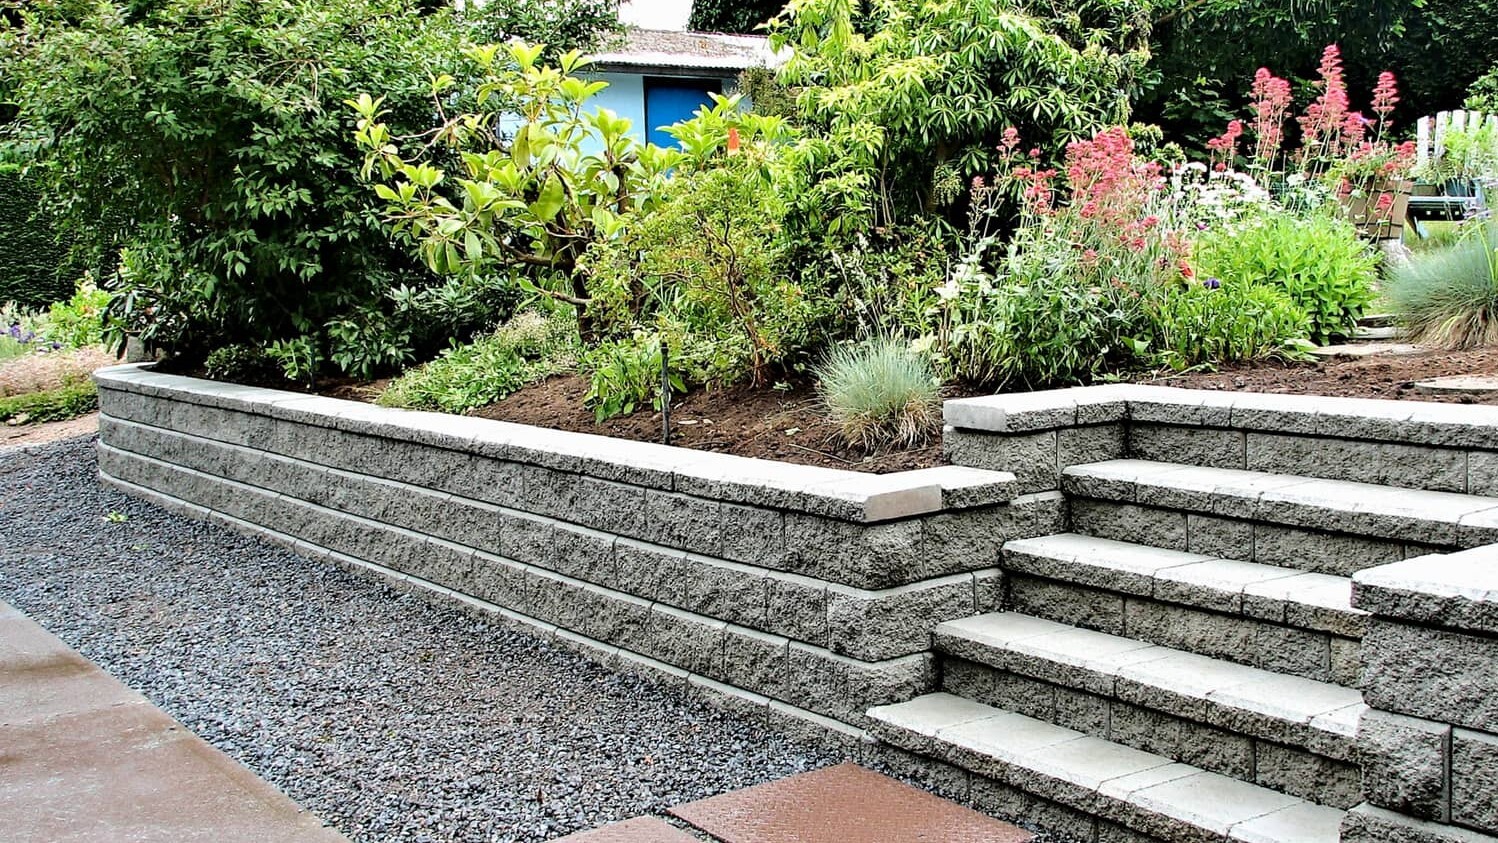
[1344,547,1498,843]
[944,383,1498,495]
[93,364,1055,739]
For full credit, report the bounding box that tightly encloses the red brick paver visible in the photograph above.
[669,762,1034,843]
[552,816,702,842]
[0,602,348,843]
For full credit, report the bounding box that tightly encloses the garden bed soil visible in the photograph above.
[172,345,1498,475]
[1145,346,1498,405]
[471,375,948,473]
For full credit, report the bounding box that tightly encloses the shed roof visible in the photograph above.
[590,28,785,73]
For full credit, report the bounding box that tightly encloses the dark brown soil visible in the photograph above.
[472,376,950,473]
[1144,346,1498,405]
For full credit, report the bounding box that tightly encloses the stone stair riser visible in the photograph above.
[1069,498,1440,578]
[941,658,1362,809]
[1007,574,1362,686]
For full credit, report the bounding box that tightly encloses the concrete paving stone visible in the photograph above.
[551,817,700,842]
[1126,770,1300,837]
[1004,534,1209,597]
[1353,547,1498,634]
[1227,801,1344,843]
[669,763,1034,843]
[1152,559,1303,614]
[0,604,347,843]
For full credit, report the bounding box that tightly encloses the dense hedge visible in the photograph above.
[0,164,72,308]
[688,0,785,33]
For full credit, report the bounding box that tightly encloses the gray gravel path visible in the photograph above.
[0,438,846,842]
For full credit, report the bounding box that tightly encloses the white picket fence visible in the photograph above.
[1415,109,1498,171]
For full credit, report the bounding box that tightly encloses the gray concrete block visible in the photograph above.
[1452,728,1498,834]
[642,604,725,678]
[612,539,687,605]
[1251,523,1407,577]
[943,429,1059,493]
[1121,599,1256,667]
[468,552,530,611]
[641,490,722,557]
[1010,576,1126,636]
[1330,636,1362,688]
[1128,424,1245,469]
[1363,620,1498,733]
[1059,424,1127,471]
[1253,624,1332,683]
[969,776,1099,843]
[1469,451,1498,498]
[499,511,555,568]
[721,624,790,700]
[1359,708,1451,821]
[765,572,828,647]
[549,524,617,584]
[783,513,923,589]
[676,555,769,631]
[826,575,973,661]
[1352,547,1498,636]
[719,502,785,567]
[1185,514,1253,559]
[1342,804,1498,843]
[1070,501,1188,551]
[1253,740,1361,809]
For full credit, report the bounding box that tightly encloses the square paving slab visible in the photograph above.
[668,763,1034,843]
[552,817,702,842]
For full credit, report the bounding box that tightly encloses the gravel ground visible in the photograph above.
[0,437,848,842]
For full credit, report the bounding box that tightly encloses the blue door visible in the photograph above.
[645,78,722,147]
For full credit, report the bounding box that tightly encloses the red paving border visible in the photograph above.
[0,601,348,843]
[667,762,1035,843]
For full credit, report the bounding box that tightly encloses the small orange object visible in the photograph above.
[727,127,741,153]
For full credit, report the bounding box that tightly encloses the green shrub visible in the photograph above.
[3,0,605,372]
[204,343,277,383]
[0,376,96,424]
[1192,211,1379,345]
[1386,223,1498,349]
[1149,281,1313,371]
[815,338,940,450]
[582,333,685,423]
[44,277,110,348]
[378,311,577,414]
[0,164,72,308]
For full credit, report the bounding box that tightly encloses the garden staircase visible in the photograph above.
[869,438,1498,842]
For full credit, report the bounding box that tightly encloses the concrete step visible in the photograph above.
[868,693,1345,843]
[1349,325,1399,341]
[935,612,1364,808]
[1063,459,1498,575]
[1358,313,1396,329]
[1002,533,1365,684]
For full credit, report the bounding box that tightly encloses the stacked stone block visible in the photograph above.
[92,364,1041,738]
[1344,547,1498,843]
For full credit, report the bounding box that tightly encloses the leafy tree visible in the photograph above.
[353,44,684,341]
[767,0,1153,233]
[689,0,787,33]
[0,0,618,376]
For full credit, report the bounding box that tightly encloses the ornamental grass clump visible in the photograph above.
[815,339,940,450]
[1387,224,1498,349]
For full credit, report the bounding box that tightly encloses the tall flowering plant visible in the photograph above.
[1222,45,1414,236]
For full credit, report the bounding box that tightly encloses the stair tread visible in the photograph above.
[1064,459,1498,546]
[936,612,1365,754]
[1005,533,1366,636]
[869,693,1345,843]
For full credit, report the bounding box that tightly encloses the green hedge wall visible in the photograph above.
[0,164,73,308]
[688,0,785,34]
